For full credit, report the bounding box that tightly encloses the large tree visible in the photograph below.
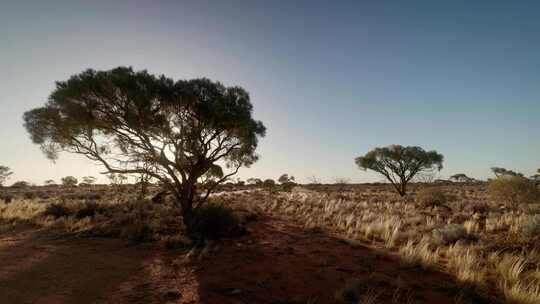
[23,67,265,230]
[0,166,13,187]
[355,145,444,196]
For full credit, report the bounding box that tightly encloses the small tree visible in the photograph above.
[82,176,96,185]
[61,176,78,187]
[263,179,275,186]
[0,166,13,187]
[491,167,523,178]
[355,145,444,196]
[449,173,473,183]
[23,67,265,233]
[278,174,295,184]
[247,178,263,185]
[11,181,30,188]
[107,173,128,187]
[44,179,56,186]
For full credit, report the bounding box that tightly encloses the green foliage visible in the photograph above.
[61,176,78,187]
[185,204,240,240]
[0,166,13,187]
[23,67,265,227]
[488,176,540,206]
[355,145,444,196]
[490,167,524,178]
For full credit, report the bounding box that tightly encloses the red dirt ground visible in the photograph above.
[0,216,494,304]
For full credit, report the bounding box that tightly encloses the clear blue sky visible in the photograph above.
[1,1,539,184]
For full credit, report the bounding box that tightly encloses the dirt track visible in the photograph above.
[0,217,490,304]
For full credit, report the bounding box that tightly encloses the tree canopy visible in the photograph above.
[491,167,524,179]
[355,145,444,196]
[23,67,266,223]
[61,176,78,187]
[0,166,13,187]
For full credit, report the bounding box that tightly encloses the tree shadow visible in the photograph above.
[183,216,497,304]
[0,216,499,304]
[0,219,161,304]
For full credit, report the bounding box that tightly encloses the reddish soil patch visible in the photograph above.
[0,217,492,304]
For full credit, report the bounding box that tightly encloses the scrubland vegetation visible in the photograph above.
[1,67,538,303]
[1,177,539,303]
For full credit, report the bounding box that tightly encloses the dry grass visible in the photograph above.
[2,183,540,303]
[220,184,540,303]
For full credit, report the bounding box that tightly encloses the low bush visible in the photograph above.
[416,187,448,208]
[488,177,540,207]
[185,204,241,240]
[432,224,468,245]
[75,201,104,219]
[43,203,72,218]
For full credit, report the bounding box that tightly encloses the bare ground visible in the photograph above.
[0,216,492,304]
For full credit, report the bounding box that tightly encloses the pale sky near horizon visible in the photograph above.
[1,1,539,184]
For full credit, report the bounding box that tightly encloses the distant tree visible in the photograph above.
[263,179,276,187]
[11,181,30,188]
[355,145,444,196]
[0,166,13,187]
[23,67,266,233]
[449,173,474,183]
[44,179,56,186]
[491,167,523,179]
[107,173,128,186]
[247,178,263,185]
[278,174,295,184]
[135,171,153,198]
[82,176,96,185]
[530,174,540,182]
[61,176,78,187]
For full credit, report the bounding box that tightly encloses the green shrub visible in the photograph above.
[43,203,72,218]
[488,177,540,206]
[185,204,240,240]
[416,187,447,207]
